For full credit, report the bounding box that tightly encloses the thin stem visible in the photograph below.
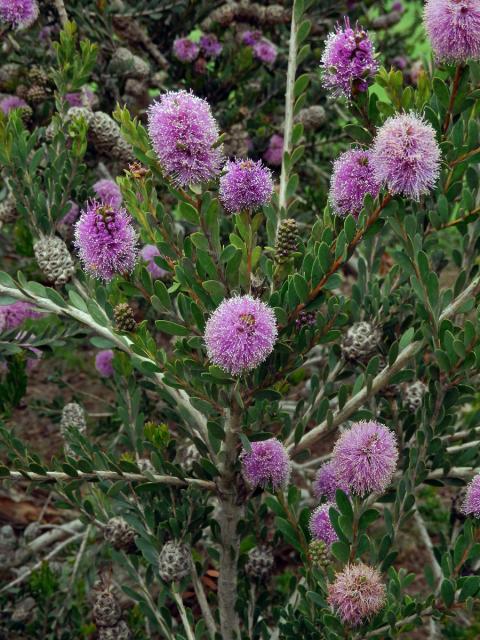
[443,65,463,134]
[278,1,298,215]
[172,585,196,640]
[191,560,217,639]
[53,0,69,26]
[3,469,216,490]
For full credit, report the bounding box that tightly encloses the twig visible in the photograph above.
[442,65,463,134]
[1,533,84,593]
[191,559,217,639]
[53,0,69,27]
[414,511,442,584]
[172,585,196,640]
[290,271,480,455]
[3,469,216,490]
[278,1,298,215]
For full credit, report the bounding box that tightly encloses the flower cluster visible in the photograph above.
[140,245,167,280]
[462,473,480,518]
[263,134,284,167]
[74,200,137,281]
[0,301,40,331]
[219,159,273,213]
[321,18,378,98]
[309,504,338,546]
[173,34,222,63]
[372,113,441,200]
[332,421,398,496]
[329,149,381,218]
[93,179,123,208]
[204,295,277,375]
[95,350,114,377]
[148,90,224,187]
[0,96,29,115]
[0,0,38,29]
[424,0,480,63]
[313,461,349,502]
[240,438,291,490]
[328,563,386,625]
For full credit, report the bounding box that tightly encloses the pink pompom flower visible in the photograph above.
[148,90,224,187]
[328,563,386,626]
[95,350,114,377]
[321,18,378,99]
[253,39,277,65]
[462,473,480,518]
[332,420,398,496]
[329,149,381,218]
[424,0,480,63]
[0,96,29,115]
[372,113,441,201]
[74,200,137,281]
[173,37,200,62]
[0,302,40,331]
[93,179,123,208]
[309,504,338,546]
[219,159,273,214]
[204,295,277,375]
[313,460,349,502]
[0,0,38,29]
[240,438,291,490]
[263,134,284,167]
[140,244,167,280]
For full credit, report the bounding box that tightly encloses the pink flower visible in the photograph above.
[424,0,480,63]
[140,244,167,280]
[328,563,386,626]
[148,90,224,187]
[462,473,480,518]
[372,113,441,201]
[241,438,291,490]
[309,504,338,546]
[313,461,349,502]
[93,179,123,208]
[253,39,277,65]
[219,159,273,214]
[204,295,277,375]
[173,37,200,62]
[95,350,114,377]
[263,134,284,167]
[332,420,398,496]
[0,0,38,29]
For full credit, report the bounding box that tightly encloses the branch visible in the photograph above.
[413,511,442,584]
[0,280,211,451]
[172,586,196,640]
[53,0,69,27]
[3,469,216,491]
[278,1,298,214]
[191,559,217,639]
[290,271,480,455]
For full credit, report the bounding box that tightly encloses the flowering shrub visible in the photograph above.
[1,1,480,639]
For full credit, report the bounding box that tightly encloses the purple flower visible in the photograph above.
[173,37,200,62]
[0,302,40,331]
[140,244,167,280]
[329,149,381,218]
[219,159,273,213]
[0,0,38,29]
[148,90,224,187]
[74,200,138,281]
[462,474,480,518]
[313,460,349,502]
[60,202,80,226]
[309,504,338,546]
[65,90,96,109]
[328,563,386,626]
[0,96,29,115]
[263,134,284,167]
[93,179,123,208]
[200,34,223,58]
[392,1,404,12]
[242,30,262,46]
[253,39,277,65]
[424,0,480,62]
[240,438,291,490]
[372,113,441,200]
[320,18,378,98]
[204,295,277,375]
[95,350,114,377]
[332,421,398,496]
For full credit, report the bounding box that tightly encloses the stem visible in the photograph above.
[172,585,196,640]
[288,194,392,324]
[217,403,244,640]
[290,271,480,455]
[443,65,463,134]
[278,2,298,216]
[191,559,217,639]
[53,0,69,26]
[2,469,216,490]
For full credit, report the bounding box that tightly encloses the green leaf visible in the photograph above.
[441,578,455,607]
[178,201,199,225]
[294,74,310,98]
[155,320,190,336]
